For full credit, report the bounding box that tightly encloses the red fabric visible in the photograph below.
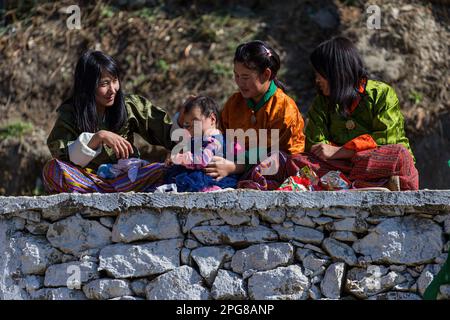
[288,144,418,190]
[239,144,419,191]
[343,134,378,152]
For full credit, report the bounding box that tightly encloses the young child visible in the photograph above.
[165,96,241,192]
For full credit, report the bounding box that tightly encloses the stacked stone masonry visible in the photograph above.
[0,190,449,300]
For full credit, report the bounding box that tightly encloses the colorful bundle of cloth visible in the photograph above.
[97,158,150,182]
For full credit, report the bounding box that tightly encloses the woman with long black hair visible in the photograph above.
[289,36,419,190]
[43,50,174,193]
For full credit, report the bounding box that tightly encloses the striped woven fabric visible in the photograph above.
[239,144,418,191]
[287,144,419,190]
[42,158,167,194]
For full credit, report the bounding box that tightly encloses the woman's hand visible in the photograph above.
[311,143,354,160]
[204,156,245,180]
[89,130,134,159]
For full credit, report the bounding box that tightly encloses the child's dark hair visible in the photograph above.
[183,96,220,124]
[234,40,286,91]
[310,36,368,112]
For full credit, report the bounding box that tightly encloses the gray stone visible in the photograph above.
[435,253,448,264]
[110,295,144,300]
[145,266,210,300]
[282,221,294,228]
[321,208,357,219]
[20,235,62,275]
[248,265,310,300]
[304,244,326,255]
[273,224,324,245]
[46,215,111,256]
[217,210,252,225]
[331,231,358,242]
[130,279,149,297]
[204,219,225,226]
[437,284,450,300]
[191,225,278,246]
[417,264,442,296]
[112,209,181,243]
[312,217,334,225]
[231,243,293,274]
[25,221,50,235]
[12,217,25,230]
[13,210,41,223]
[433,214,449,224]
[346,267,404,298]
[258,208,286,224]
[329,218,368,233]
[323,238,358,266]
[83,279,131,300]
[44,261,99,288]
[211,270,247,300]
[295,248,312,261]
[394,272,416,292]
[184,239,200,249]
[191,246,235,285]
[353,216,443,265]
[99,239,182,278]
[291,209,316,227]
[368,292,422,300]
[444,216,450,235]
[321,262,346,299]
[390,265,407,272]
[181,248,192,266]
[31,288,86,300]
[302,254,329,272]
[305,209,322,218]
[309,285,322,300]
[183,210,218,233]
[22,275,44,292]
[99,217,115,229]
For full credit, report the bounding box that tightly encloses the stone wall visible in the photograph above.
[0,191,449,300]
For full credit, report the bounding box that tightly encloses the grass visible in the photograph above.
[409,90,423,105]
[0,121,33,139]
[156,59,169,73]
[212,62,233,77]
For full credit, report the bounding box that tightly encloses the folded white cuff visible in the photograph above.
[68,132,102,168]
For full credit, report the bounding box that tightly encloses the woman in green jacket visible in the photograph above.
[289,37,419,190]
[43,50,174,193]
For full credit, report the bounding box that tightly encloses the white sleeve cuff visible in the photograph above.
[68,132,102,168]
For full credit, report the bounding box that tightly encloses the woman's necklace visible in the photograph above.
[250,110,256,124]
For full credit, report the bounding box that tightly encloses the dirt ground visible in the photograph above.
[0,0,449,195]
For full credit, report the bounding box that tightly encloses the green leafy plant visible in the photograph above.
[0,121,33,139]
[409,90,423,105]
[156,59,169,73]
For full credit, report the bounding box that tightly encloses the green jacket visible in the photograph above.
[47,94,173,170]
[305,80,414,158]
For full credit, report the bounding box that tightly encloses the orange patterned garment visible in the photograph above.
[220,87,305,155]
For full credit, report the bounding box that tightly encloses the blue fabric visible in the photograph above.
[165,165,238,192]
